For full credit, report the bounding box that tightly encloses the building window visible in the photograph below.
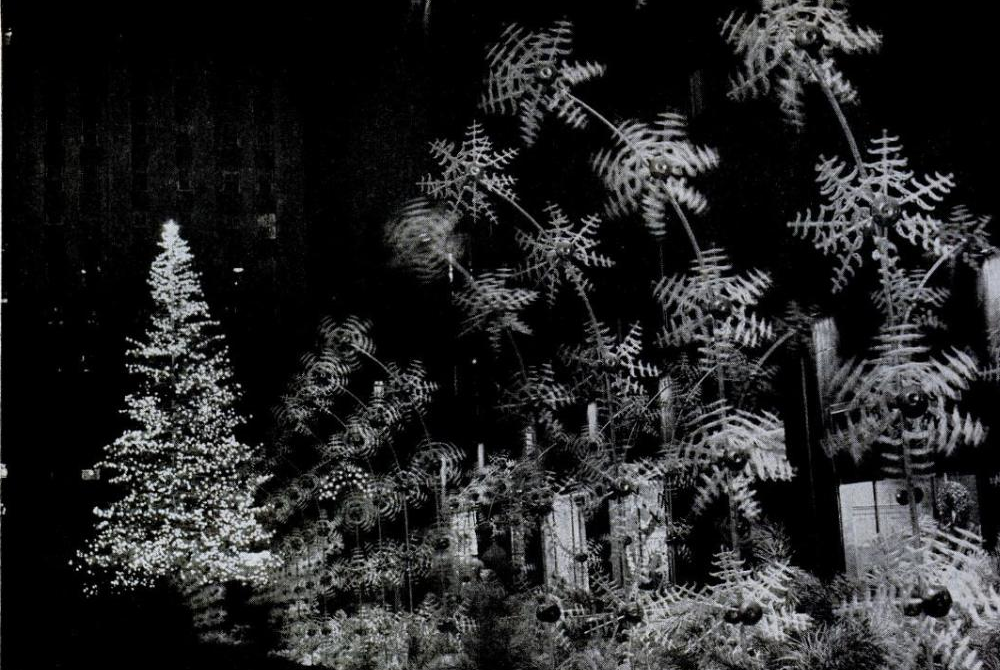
[257,212,278,240]
[132,171,149,210]
[222,170,240,194]
[177,167,192,192]
[175,133,193,167]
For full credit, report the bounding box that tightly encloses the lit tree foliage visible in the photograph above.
[79,221,275,592]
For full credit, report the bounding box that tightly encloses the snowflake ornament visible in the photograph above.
[939,205,996,268]
[655,248,774,385]
[558,322,661,443]
[722,0,882,128]
[384,198,463,283]
[822,324,986,470]
[516,204,613,304]
[631,551,810,668]
[790,132,956,293]
[419,122,519,224]
[592,112,719,237]
[670,400,793,522]
[560,321,660,399]
[480,20,606,146]
[453,268,538,350]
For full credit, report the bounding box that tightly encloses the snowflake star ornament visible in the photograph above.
[516,204,614,304]
[592,111,719,237]
[654,248,775,382]
[631,550,810,669]
[790,132,956,293]
[480,20,606,145]
[722,0,882,128]
[453,268,538,350]
[384,198,463,283]
[419,121,518,224]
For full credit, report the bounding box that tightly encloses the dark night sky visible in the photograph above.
[1,1,998,668]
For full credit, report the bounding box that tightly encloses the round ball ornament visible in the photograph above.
[897,386,929,419]
[536,601,562,623]
[724,450,750,473]
[740,602,764,625]
[872,195,902,227]
[619,601,644,624]
[921,586,953,618]
[794,26,824,55]
[895,487,924,506]
[723,607,742,625]
[706,294,732,319]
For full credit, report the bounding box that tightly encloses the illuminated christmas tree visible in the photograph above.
[78,220,276,592]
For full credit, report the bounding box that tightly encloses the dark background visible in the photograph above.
[2,1,997,667]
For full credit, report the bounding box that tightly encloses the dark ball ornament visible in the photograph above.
[895,487,924,506]
[434,536,451,552]
[723,607,743,625]
[345,427,367,449]
[637,571,662,591]
[554,239,574,259]
[536,602,562,623]
[872,195,902,227]
[724,450,750,473]
[610,479,634,499]
[574,552,590,564]
[897,386,930,419]
[536,64,556,81]
[921,586,953,618]
[368,407,387,428]
[649,158,673,176]
[619,602,644,624]
[706,294,732,320]
[740,602,764,626]
[794,26,824,55]
[437,619,459,635]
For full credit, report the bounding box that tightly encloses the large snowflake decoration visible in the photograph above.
[822,323,986,470]
[631,551,810,669]
[873,260,950,331]
[453,269,538,351]
[558,321,660,443]
[560,321,660,398]
[515,204,614,304]
[668,400,792,522]
[654,248,774,382]
[591,112,719,237]
[938,205,996,268]
[276,316,375,435]
[480,20,606,146]
[838,521,1000,670]
[419,122,518,224]
[721,0,882,127]
[498,362,576,444]
[384,198,463,283]
[790,132,956,293]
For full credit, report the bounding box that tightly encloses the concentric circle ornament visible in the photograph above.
[340,492,378,531]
